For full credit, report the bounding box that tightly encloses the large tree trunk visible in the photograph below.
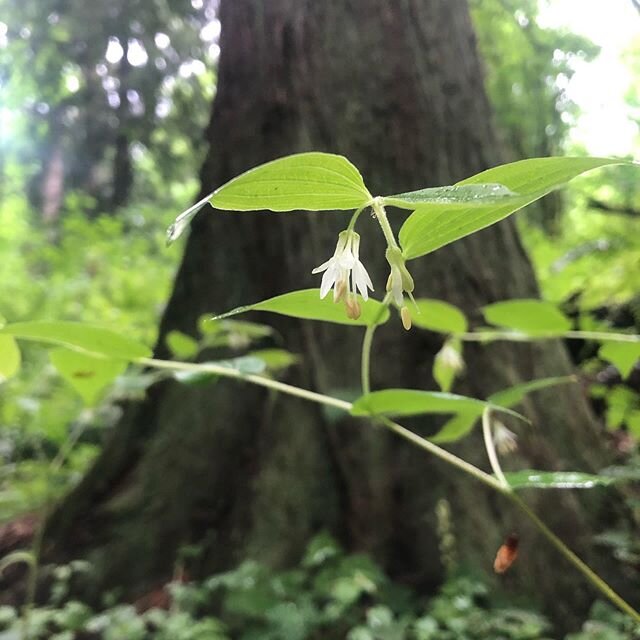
[46,0,630,628]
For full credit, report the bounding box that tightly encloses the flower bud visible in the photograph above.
[400,306,412,330]
[345,297,362,320]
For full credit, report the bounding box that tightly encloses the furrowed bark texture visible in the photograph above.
[46,0,631,628]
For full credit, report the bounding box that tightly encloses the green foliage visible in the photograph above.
[471,0,599,163]
[1,538,636,639]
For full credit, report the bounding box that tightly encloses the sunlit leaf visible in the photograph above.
[384,183,516,210]
[166,330,199,359]
[0,335,21,383]
[505,470,614,490]
[599,341,640,379]
[212,289,390,326]
[488,376,576,408]
[482,299,571,335]
[399,157,632,260]
[0,321,151,360]
[409,299,468,334]
[209,152,371,212]
[49,348,127,406]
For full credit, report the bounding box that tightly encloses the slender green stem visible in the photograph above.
[138,358,352,413]
[140,357,499,492]
[361,327,375,395]
[137,355,640,622]
[360,293,392,394]
[460,330,640,344]
[346,204,368,233]
[481,408,510,489]
[371,197,400,250]
[508,492,640,624]
[379,416,504,492]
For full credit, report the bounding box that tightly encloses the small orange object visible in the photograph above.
[494,533,519,573]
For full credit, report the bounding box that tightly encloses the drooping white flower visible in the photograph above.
[493,420,518,455]
[312,230,373,303]
[385,246,416,329]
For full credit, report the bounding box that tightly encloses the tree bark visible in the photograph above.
[46,0,631,628]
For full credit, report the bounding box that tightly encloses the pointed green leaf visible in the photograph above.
[166,194,211,245]
[399,157,633,260]
[49,348,127,405]
[212,289,389,326]
[482,299,571,335]
[429,412,478,443]
[488,376,576,408]
[209,152,371,212]
[384,183,516,210]
[599,341,640,379]
[0,335,21,382]
[350,389,523,420]
[0,321,151,359]
[409,299,468,334]
[505,470,614,490]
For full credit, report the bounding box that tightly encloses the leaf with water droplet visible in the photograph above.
[166,195,211,246]
[399,157,635,260]
[384,183,516,211]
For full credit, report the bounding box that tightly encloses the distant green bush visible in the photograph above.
[0,534,636,639]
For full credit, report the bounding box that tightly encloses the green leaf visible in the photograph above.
[384,183,516,210]
[212,289,390,326]
[0,335,21,383]
[409,299,468,334]
[49,348,127,406]
[488,376,576,408]
[599,341,640,379]
[505,470,614,490]
[165,330,199,359]
[399,157,632,260]
[350,389,520,419]
[209,152,371,212]
[482,299,571,335]
[429,412,478,443]
[0,321,151,360]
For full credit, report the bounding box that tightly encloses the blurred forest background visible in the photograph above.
[0,0,640,638]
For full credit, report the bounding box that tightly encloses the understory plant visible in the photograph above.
[1,152,640,632]
[0,533,636,639]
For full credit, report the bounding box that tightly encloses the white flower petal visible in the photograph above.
[390,269,404,306]
[319,262,338,299]
[353,261,373,301]
[312,258,333,274]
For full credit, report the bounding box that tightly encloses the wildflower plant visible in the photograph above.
[2,152,640,628]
